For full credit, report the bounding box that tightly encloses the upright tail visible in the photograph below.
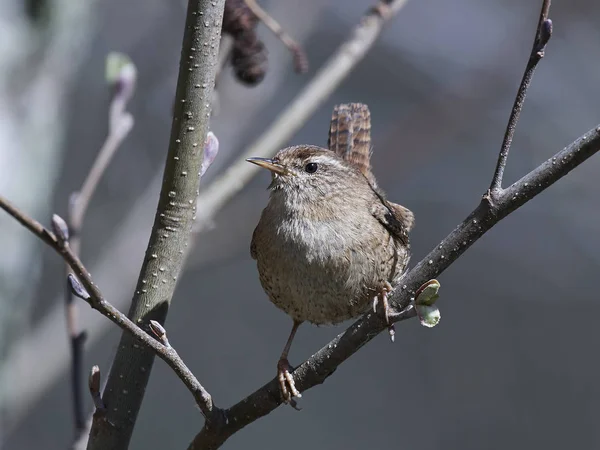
[327,103,376,187]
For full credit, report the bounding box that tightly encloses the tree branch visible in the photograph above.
[85,1,226,448]
[66,53,136,442]
[489,0,552,192]
[0,197,217,424]
[188,125,600,450]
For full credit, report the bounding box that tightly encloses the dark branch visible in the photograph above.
[188,125,600,450]
[489,0,552,192]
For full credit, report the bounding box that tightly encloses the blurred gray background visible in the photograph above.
[2,0,600,449]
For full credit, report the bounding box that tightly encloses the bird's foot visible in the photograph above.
[277,358,302,409]
[372,281,395,342]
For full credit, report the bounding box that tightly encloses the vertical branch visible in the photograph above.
[489,0,552,192]
[66,53,135,442]
[86,1,226,449]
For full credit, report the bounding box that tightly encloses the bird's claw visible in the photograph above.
[277,358,301,408]
[372,282,395,341]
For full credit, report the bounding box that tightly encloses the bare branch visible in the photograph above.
[70,53,136,235]
[64,53,136,441]
[0,199,219,425]
[489,0,552,192]
[188,125,600,450]
[244,0,308,73]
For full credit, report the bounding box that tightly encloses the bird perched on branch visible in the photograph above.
[247,103,414,405]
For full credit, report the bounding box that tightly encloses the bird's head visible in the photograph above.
[246,145,364,197]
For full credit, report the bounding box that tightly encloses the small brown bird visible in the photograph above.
[247,103,414,404]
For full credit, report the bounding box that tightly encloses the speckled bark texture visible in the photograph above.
[86,1,225,448]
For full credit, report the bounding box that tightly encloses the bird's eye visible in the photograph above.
[304,162,318,173]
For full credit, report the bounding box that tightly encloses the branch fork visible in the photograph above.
[489,0,552,194]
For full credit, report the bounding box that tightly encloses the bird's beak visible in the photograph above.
[246,157,287,175]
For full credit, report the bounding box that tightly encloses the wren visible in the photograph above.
[247,103,414,405]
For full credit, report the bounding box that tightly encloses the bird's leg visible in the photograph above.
[277,320,302,407]
[372,281,395,342]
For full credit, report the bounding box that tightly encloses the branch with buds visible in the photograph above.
[65,52,137,442]
[0,196,219,423]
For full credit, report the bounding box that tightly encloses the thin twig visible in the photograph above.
[194,0,410,232]
[70,126,132,234]
[489,0,552,192]
[71,53,136,235]
[64,54,136,442]
[0,196,219,423]
[244,0,308,73]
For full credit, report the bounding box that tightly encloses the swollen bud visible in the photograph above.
[51,214,69,246]
[68,274,90,300]
[414,279,441,328]
[200,131,219,177]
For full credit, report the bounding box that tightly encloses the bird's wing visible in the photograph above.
[328,103,376,186]
[370,194,414,247]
